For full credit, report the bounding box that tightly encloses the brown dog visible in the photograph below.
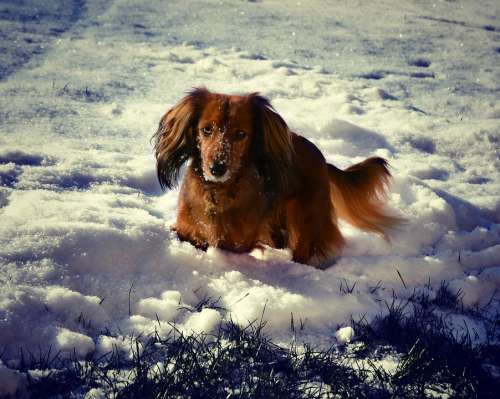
[153,88,400,267]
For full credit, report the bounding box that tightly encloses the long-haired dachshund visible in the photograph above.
[153,88,400,268]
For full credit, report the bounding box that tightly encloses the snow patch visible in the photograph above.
[0,360,27,397]
[335,326,355,344]
[183,308,223,335]
[135,291,181,322]
[54,328,95,358]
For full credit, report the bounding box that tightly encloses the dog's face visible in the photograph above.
[196,95,254,183]
[153,87,295,192]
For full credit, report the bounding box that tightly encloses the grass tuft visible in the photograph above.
[4,283,500,398]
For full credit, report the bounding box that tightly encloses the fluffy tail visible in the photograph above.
[328,157,402,237]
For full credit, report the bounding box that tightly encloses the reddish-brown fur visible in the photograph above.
[154,88,400,268]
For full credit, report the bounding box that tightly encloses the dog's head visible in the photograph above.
[153,87,295,193]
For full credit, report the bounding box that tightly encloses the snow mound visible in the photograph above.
[335,326,355,344]
[55,328,96,358]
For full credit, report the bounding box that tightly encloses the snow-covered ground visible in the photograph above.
[0,0,499,384]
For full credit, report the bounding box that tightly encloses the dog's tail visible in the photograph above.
[328,157,402,237]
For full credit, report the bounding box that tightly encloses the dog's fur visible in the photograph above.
[154,88,400,267]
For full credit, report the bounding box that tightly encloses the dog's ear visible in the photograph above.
[250,94,295,194]
[153,88,209,189]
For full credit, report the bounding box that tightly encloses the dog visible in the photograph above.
[153,88,400,268]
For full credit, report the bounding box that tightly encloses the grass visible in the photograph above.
[5,282,500,398]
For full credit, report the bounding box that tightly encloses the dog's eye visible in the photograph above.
[235,130,247,140]
[202,126,213,136]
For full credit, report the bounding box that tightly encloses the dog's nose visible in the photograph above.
[210,161,227,177]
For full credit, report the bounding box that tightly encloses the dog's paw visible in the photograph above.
[250,244,292,262]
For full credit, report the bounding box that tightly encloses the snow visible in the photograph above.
[84,388,106,399]
[0,0,499,376]
[335,326,355,344]
[135,291,182,321]
[96,335,133,359]
[183,308,223,335]
[55,327,96,358]
[0,360,26,397]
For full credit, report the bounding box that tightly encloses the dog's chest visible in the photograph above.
[176,166,274,251]
[202,187,237,218]
[195,184,268,249]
